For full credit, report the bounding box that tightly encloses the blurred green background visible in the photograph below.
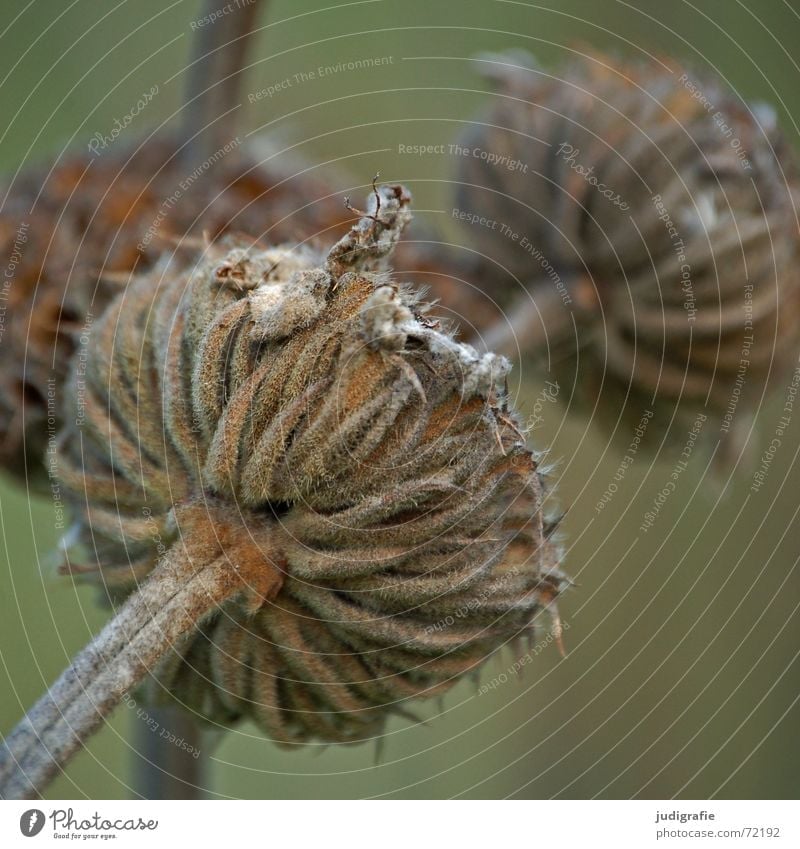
[1,0,799,799]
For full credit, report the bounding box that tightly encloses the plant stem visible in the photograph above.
[133,706,207,800]
[472,274,596,361]
[0,545,281,800]
[182,0,264,165]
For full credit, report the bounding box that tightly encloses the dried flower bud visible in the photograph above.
[0,135,361,486]
[53,186,565,746]
[0,135,464,488]
[454,51,800,447]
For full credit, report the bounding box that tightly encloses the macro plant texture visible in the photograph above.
[0,0,798,803]
[453,50,800,451]
[0,184,566,799]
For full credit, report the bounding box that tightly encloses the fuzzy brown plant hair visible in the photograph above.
[0,0,460,490]
[0,185,566,799]
[452,51,800,452]
[0,134,355,488]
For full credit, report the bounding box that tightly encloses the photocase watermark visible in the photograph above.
[20,807,158,836]
[121,691,201,760]
[456,141,528,173]
[397,141,528,172]
[452,207,573,306]
[720,281,754,434]
[596,408,654,514]
[525,380,560,431]
[424,567,523,635]
[750,361,800,493]
[19,809,45,837]
[640,411,707,532]
[87,85,159,156]
[477,619,570,695]
[499,221,573,307]
[450,141,528,173]
[248,55,394,102]
[677,72,753,171]
[141,505,170,566]
[452,207,501,231]
[555,143,630,210]
[651,193,696,322]
[190,0,256,30]
[45,378,65,531]
[73,312,95,428]
[0,220,29,346]
[137,136,242,251]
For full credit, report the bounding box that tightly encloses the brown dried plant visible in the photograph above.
[0,186,566,799]
[0,135,358,486]
[452,50,800,449]
[0,0,458,490]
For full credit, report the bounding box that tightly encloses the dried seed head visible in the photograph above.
[0,135,461,488]
[453,51,800,449]
[0,135,360,487]
[55,186,566,745]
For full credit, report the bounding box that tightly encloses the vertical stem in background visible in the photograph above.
[181,0,264,166]
[134,706,207,800]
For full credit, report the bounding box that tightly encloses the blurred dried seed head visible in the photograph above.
[0,134,356,485]
[0,135,455,488]
[55,185,566,745]
[453,51,800,451]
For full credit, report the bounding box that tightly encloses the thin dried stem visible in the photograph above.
[182,0,264,165]
[473,274,594,359]
[0,536,282,800]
